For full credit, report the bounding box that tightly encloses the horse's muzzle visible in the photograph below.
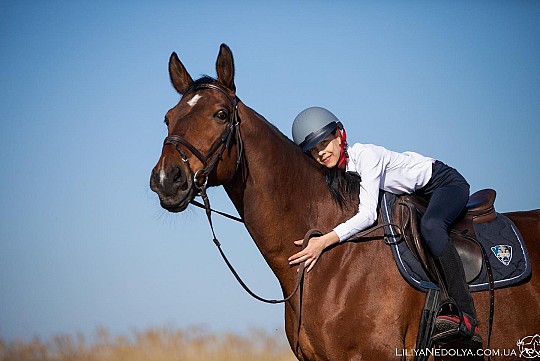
[150,165,193,212]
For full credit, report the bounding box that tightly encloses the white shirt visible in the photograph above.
[333,143,434,242]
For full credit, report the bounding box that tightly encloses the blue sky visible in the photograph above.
[1,1,539,342]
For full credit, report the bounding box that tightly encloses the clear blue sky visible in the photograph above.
[1,1,539,342]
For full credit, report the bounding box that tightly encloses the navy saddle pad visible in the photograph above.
[380,192,532,293]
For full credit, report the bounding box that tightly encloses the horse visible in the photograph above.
[150,44,540,360]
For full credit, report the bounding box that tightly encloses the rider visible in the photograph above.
[288,106,480,344]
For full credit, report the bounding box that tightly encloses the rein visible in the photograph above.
[191,191,404,303]
[198,186,312,304]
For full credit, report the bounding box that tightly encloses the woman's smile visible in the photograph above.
[311,133,341,168]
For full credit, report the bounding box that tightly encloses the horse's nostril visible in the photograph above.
[150,168,160,189]
[172,166,185,183]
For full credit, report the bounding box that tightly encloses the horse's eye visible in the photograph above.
[164,116,169,127]
[215,110,228,121]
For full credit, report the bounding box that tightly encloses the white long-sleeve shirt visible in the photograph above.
[333,143,434,242]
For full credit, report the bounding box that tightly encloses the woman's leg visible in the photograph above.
[420,182,469,257]
[419,162,480,341]
[421,181,476,312]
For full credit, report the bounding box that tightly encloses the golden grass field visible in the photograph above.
[0,326,297,361]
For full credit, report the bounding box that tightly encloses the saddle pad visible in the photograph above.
[379,192,532,293]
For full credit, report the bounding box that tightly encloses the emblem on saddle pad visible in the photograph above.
[491,245,513,266]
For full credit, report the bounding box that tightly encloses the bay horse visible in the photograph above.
[150,44,540,360]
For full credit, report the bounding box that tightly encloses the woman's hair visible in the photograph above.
[325,167,361,209]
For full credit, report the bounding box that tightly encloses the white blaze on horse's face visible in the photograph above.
[187,94,202,107]
[159,158,167,187]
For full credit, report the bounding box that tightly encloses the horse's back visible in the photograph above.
[505,209,540,235]
[504,209,540,271]
[482,209,540,358]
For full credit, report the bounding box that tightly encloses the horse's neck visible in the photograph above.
[224,103,342,287]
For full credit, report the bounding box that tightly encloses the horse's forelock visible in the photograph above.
[182,75,217,95]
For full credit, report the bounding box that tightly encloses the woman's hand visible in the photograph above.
[288,231,340,272]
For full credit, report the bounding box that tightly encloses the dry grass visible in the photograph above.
[0,326,297,361]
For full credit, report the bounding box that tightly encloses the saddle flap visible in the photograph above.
[395,195,483,284]
[397,196,429,272]
[453,236,483,283]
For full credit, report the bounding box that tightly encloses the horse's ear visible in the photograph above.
[169,52,193,95]
[216,44,236,93]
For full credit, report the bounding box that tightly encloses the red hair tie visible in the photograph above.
[337,127,349,169]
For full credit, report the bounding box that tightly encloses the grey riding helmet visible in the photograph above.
[292,107,341,153]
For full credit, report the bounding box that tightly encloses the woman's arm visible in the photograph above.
[288,145,387,271]
[333,145,384,241]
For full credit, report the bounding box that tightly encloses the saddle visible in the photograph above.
[394,189,496,284]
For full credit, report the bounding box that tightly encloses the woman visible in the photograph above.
[288,106,480,344]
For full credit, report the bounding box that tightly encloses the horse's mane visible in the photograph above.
[325,167,361,210]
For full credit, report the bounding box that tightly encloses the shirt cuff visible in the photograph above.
[333,223,352,243]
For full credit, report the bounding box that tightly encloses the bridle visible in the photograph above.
[163,83,243,192]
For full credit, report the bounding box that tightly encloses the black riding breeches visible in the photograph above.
[416,161,470,257]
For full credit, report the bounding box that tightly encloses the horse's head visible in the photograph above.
[150,44,242,212]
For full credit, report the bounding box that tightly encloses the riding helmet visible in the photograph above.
[292,107,342,153]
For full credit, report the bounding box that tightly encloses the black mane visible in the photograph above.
[326,167,361,210]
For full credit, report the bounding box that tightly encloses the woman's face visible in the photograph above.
[309,132,341,168]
